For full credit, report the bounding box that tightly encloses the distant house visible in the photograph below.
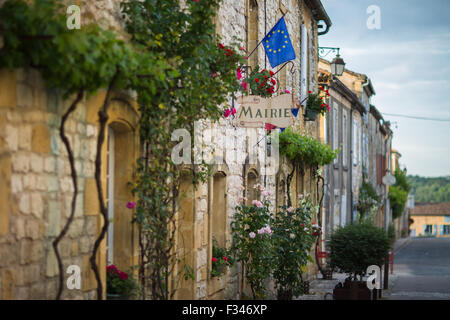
[410,202,450,237]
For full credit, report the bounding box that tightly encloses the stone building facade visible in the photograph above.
[0,0,333,300]
[318,58,394,251]
[178,0,332,299]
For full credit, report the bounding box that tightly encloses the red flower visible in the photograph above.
[212,257,217,263]
[223,257,228,262]
[308,90,312,94]
[119,271,128,280]
[269,71,274,76]
[219,43,225,49]
[231,107,236,115]
[255,78,259,83]
[240,46,245,51]
[320,86,324,90]
[321,104,326,108]
[107,265,119,274]
[271,79,276,85]
[223,109,231,118]
[264,75,268,79]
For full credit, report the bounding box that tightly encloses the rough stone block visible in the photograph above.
[0,69,16,108]
[1,269,16,300]
[30,153,44,173]
[12,153,30,173]
[84,178,99,215]
[31,124,51,154]
[0,154,11,236]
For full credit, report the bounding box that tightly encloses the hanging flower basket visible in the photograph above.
[304,108,318,121]
[304,86,330,121]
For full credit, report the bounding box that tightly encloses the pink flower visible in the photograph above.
[237,68,242,80]
[241,81,248,91]
[240,46,245,51]
[193,0,199,2]
[257,228,264,235]
[244,57,248,60]
[224,109,231,118]
[126,201,136,209]
[287,206,295,213]
[223,256,228,262]
[285,89,291,94]
[231,107,236,115]
[263,226,272,234]
[262,190,271,197]
[249,232,256,238]
[212,73,216,77]
[252,200,263,208]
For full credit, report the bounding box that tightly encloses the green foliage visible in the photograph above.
[389,169,411,219]
[211,239,234,278]
[271,196,319,299]
[328,221,390,279]
[0,0,169,97]
[407,175,450,204]
[387,222,396,243]
[278,128,338,168]
[241,66,277,97]
[231,198,273,299]
[122,0,246,299]
[106,265,140,299]
[355,177,380,220]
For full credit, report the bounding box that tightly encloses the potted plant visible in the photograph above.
[106,265,140,300]
[328,221,390,300]
[239,66,277,97]
[304,86,329,121]
[211,239,234,278]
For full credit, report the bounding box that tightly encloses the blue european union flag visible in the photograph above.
[262,17,296,68]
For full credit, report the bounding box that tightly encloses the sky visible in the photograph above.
[319,0,450,177]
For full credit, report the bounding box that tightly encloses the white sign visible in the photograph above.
[237,94,297,128]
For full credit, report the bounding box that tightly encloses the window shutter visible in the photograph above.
[440,225,444,236]
[423,225,426,234]
[434,224,437,236]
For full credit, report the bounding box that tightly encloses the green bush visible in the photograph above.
[328,221,390,280]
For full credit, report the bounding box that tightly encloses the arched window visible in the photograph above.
[246,170,259,206]
[276,175,286,209]
[106,121,137,271]
[211,172,227,247]
[174,172,195,299]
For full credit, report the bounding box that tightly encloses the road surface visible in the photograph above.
[388,237,450,300]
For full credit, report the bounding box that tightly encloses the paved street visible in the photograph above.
[388,237,450,300]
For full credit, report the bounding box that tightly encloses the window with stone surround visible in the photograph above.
[247,0,259,70]
[174,173,195,299]
[105,121,137,271]
[246,169,259,206]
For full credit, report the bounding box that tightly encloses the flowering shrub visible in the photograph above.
[305,86,330,116]
[106,265,140,299]
[272,194,320,299]
[231,185,273,299]
[239,66,277,97]
[211,239,234,278]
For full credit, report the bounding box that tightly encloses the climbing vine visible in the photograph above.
[122,0,245,299]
